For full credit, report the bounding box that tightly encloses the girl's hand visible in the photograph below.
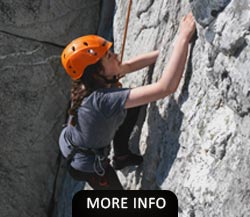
[179,12,196,42]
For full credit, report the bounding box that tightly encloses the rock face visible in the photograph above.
[0,0,100,45]
[0,1,100,217]
[114,0,250,216]
[1,0,250,217]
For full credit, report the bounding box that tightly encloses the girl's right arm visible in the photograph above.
[125,12,196,109]
[119,50,160,76]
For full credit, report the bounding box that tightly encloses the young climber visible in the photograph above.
[59,12,196,190]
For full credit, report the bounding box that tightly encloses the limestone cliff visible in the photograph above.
[114,0,250,216]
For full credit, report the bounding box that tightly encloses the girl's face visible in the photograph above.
[100,50,121,78]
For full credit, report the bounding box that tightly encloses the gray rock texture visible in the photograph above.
[114,0,250,216]
[0,32,69,217]
[0,0,100,45]
[0,1,100,217]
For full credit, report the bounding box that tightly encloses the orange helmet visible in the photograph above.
[61,35,112,80]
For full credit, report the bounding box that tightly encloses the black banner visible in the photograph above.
[72,190,178,217]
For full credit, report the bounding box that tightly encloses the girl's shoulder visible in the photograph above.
[81,87,130,107]
[95,87,130,94]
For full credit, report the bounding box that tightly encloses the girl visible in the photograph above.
[59,13,196,190]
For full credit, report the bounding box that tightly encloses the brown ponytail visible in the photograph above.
[68,80,87,126]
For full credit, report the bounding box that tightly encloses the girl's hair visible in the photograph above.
[68,60,107,126]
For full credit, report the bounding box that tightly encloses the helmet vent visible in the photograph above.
[64,54,66,58]
[72,46,76,52]
[88,49,97,56]
[83,42,88,46]
[73,71,76,74]
[102,41,107,46]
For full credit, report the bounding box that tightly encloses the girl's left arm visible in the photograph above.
[119,50,159,76]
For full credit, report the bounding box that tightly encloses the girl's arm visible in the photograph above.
[125,12,196,109]
[119,50,160,76]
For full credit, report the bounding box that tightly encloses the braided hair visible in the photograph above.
[68,60,107,126]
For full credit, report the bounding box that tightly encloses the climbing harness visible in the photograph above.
[65,132,109,177]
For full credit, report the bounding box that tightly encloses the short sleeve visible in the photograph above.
[93,88,130,117]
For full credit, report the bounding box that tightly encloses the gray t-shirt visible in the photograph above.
[59,88,130,172]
